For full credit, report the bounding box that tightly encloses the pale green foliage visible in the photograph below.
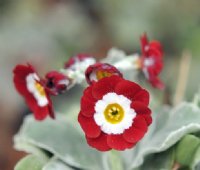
[15,154,48,170]
[14,98,200,170]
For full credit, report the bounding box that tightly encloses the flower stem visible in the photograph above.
[174,50,191,106]
[109,150,123,170]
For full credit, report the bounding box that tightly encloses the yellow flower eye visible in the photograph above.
[104,103,124,124]
[96,70,113,80]
[35,82,46,96]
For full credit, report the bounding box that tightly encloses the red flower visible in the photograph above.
[45,71,71,95]
[64,53,96,70]
[78,75,152,151]
[13,64,54,120]
[140,33,164,89]
[85,63,123,85]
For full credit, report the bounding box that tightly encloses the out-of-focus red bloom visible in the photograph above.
[140,33,165,89]
[85,63,123,85]
[64,53,96,70]
[78,75,152,151]
[45,71,71,95]
[13,64,54,120]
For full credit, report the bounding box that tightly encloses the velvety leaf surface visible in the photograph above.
[43,157,74,170]
[139,148,175,170]
[14,115,109,170]
[15,154,48,170]
[122,102,200,170]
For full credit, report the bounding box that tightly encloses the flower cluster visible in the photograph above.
[13,33,164,151]
[13,54,95,120]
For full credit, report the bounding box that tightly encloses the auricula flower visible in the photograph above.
[78,75,152,151]
[13,64,54,120]
[85,63,123,85]
[140,33,165,89]
[45,71,71,95]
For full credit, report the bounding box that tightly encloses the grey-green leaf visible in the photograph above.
[139,148,175,170]
[42,157,74,170]
[14,154,48,170]
[14,115,109,170]
[122,102,200,170]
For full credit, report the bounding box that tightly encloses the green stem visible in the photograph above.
[109,150,123,170]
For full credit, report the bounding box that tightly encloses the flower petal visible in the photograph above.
[131,101,152,125]
[133,89,149,105]
[107,134,135,150]
[83,86,96,101]
[86,133,111,151]
[92,75,122,100]
[78,113,101,138]
[149,76,165,90]
[115,79,141,100]
[123,116,147,143]
[80,96,95,117]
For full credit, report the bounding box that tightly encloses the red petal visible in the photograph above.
[83,86,96,101]
[133,89,149,105]
[115,79,141,100]
[86,133,111,151]
[46,93,55,119]
[80,96,95,117]
[140,33,149,56]
[149,76,165,90]
[92,75,122,100]
[107,134,135,150]
[78,113,101,138]
[123,116,147,143]
[131,101,152,125]
[149,41,163,56]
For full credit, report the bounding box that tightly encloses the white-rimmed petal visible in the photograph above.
[94,92,136,135]
[26,73,48,107]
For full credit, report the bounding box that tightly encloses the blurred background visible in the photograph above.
[0,0,200,169]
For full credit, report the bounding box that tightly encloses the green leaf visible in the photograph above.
[14,138,51,160]
[175,134,200,167]
[139,148,175,170]
[14,154,48,170]
[191,145,200,170]
[14,115,109,170]
[122,102,200,170]
[43,157,75,170]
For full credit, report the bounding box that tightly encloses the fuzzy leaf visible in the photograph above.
[14,115,109,170]
[122,102,200,170]
[43,157,74,170]
[139,148,175,170]
[15,154,48,170]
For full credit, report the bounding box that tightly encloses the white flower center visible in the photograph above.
[94,92,136,134]
[26,73,48,107]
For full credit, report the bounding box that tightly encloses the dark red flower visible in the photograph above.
[140,33,164,89]
[64,53,96,70]
[85,63,123,85]
[45,71,71,95]
[78,75,152,151]
[13,64,54,120]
